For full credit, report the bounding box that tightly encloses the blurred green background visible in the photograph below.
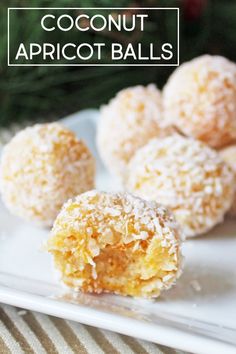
[1,0,236,126]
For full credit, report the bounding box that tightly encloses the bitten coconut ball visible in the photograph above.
[219,145,236,216]
[163,55,236,148]
[0,123,95,226]
[47,190,183,298]
[125,135,234,237]
[97,84,173,178]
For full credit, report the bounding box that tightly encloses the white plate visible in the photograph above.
[0,110,236,354]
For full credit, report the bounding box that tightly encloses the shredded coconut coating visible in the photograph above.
[219,145,236,216]
[97,84,173,178]
[125,135,234,237]
[163,55,236,148]
[47,190,183,298]
[0,123,95,226]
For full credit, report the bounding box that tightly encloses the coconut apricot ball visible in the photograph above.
[97,84,173,178]
[163,55,236,148]
[125,135,234,237]
[219,145,236,216]
[47,190,183,298]
[0,123,95,226]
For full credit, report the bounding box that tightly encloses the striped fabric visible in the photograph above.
[0,123,185,354]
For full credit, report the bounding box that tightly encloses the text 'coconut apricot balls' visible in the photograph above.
[219,145,236,216]
[163,55,236,148]
[97,84,173,178]
[125,135,234,237]
[47,191,183,298]
[0,123,95,226]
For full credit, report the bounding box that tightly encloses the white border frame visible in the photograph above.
[8,7,179,67]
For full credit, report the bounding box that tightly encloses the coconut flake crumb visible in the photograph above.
[190,280,202,292]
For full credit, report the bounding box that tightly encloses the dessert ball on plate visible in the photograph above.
[0,123,95,226]
[163,55,236,148]
[125,135,234,237]
[219,145,236,216]
[47,190,183,298]
[97,84,173,178]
